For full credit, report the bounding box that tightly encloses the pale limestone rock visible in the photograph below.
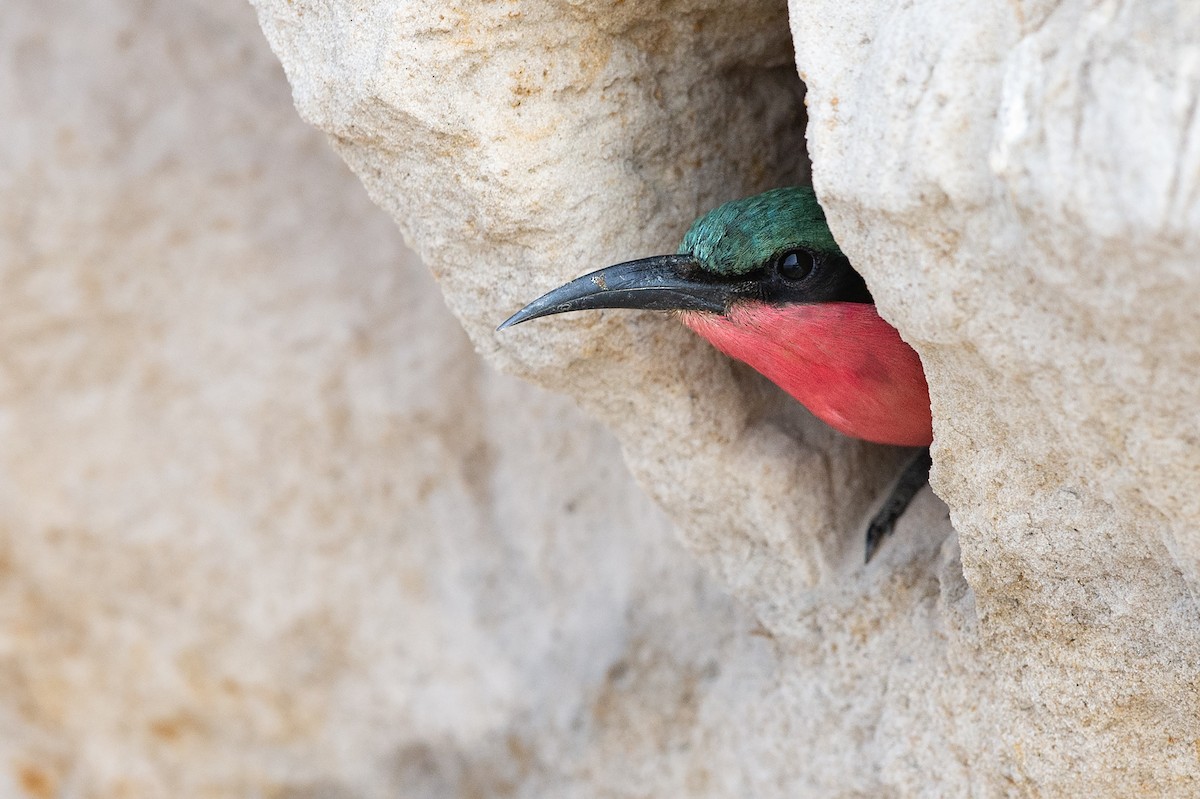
[255,0,928,613]
[253,0,1200,796]
[5,0,1198,796]
[0,1,758,796]
[794,0,1200,793]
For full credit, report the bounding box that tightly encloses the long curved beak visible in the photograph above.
[497,254,730,330]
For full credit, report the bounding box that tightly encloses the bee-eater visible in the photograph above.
[499,187,933,561]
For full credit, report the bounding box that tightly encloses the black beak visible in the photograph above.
[497,254,732,330]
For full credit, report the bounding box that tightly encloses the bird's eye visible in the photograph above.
[776,250,815,281]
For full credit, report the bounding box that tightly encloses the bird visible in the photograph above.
[498,186,933,562]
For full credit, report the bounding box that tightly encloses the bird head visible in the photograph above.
[497,186,872,330]
[498,186,933,448]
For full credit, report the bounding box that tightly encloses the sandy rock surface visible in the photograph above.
[254,0,927,610]
[3,0,1199,795]
[794,1,1200,790]
[253,0,1200,794]
[0,1,766,796]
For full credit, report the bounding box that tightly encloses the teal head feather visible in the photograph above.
[679,186,844,276]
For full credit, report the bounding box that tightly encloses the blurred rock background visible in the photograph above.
[1,2,767,796]
[5,0,1200,796]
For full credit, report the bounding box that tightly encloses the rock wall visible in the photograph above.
[3,0,1199,795]
[1,1,758,796]
[252,0,1200,795]
[794,1,1200,791]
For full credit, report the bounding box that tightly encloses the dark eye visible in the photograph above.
[775,249,815,281]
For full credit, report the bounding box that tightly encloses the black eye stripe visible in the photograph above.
[745,251,872,306]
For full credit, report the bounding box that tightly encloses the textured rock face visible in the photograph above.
[252,0,906,610]
[6,0,1200,796]
[794,1,1200,791]
[252,0,1200,795]
[1,1,754,796]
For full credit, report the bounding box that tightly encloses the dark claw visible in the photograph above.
[864,447,931,563]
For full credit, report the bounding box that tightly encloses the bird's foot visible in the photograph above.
[864,447,931,563]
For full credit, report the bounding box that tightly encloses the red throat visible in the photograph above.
[681,302,933,447]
